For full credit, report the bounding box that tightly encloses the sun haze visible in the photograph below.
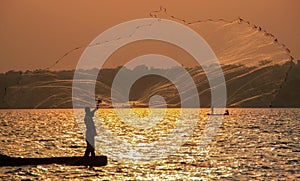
[0,0,299,72]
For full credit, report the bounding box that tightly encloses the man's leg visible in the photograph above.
[90,137,95,157]
[84,140,90,157]
[91,148,95,157]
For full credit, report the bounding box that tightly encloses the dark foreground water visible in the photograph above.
[0,108,299,180]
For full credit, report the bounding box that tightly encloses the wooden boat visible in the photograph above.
[0,154,107,166]
[207,113,229,116]
[207,110,229,116]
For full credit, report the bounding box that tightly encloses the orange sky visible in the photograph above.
[0,0,299,72]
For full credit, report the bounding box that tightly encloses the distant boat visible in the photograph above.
[207,108,229,116]
[0,154,107,166]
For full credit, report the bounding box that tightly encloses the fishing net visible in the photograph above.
[0,7,295,108]
[143,7,295,108]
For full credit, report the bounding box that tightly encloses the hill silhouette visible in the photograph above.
[0,61,298,108]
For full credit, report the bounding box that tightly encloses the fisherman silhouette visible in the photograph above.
[224,110,229,115]
[84,99,101,157]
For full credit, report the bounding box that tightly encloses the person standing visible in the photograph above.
[84,100,101,157]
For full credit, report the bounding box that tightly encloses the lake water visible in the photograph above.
[0,108,299,180]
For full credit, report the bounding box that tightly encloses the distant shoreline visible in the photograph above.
[0,107,299,110]
[1,62,299,108]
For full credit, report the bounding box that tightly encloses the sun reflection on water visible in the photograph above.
[0,108,299,180]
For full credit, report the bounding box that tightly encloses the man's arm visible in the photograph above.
[91,106,98,115]
[91,101,101,115]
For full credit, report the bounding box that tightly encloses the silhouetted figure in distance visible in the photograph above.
[84,100,101,157]
[224,110,229,115]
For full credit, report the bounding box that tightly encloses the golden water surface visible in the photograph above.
[0,108,299,180]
